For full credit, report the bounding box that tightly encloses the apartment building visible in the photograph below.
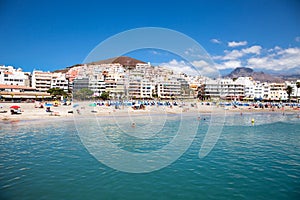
[128,78,153,99]
[31,70,52,92]
[204,78,244,100]
[268,83,288,101]
[286,80,300,99]
[157,80,181,99]
[0,65,30,86]
[88,75,106,97]
[51,72,69,92]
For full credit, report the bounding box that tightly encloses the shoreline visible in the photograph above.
[1,102,299,123]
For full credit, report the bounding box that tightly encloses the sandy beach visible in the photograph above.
[1,101,299,123]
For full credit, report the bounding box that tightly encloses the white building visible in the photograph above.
[286,80,300,100]
[204,78,244,100]
[157,80,181,99]
[51,72,69,92]
[268,83,288,101]
[89,78,106,97]
[235,77,268,100]
[128,78,153,99]
[0,65,30,86]
[31,70,52,92]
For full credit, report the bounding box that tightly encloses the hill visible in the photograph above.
[224,67,283,82]
[53,56,147,73]
[88,56,146,68]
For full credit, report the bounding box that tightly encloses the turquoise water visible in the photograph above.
[0,113,300,199]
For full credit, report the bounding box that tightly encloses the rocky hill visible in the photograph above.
[88,56,146,68]
[224,67,283,82]
[53,56,147,73]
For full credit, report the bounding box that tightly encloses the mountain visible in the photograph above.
[88,56,146,67]
[224,67,283,82]
[264,67,300,80]
[53,56,147,73]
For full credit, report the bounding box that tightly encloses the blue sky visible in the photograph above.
[0,0,300,74]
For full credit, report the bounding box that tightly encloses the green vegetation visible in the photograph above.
[74,88,93,100]
[296,82,300,98]
[100,91,110,100]
[286,85,293,102]
[47,88,67,98]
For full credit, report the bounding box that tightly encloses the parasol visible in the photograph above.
[10,105,20,109]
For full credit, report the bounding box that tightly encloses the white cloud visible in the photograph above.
[228,41,248,47]
[222,50,244,60]
[268,46,282,52]
[274,46,282,51]
[242,45,262,55]
[191,60,210,67]
[278,47,300,55]
[160,59,197,75]
[220,45,262,61]
[151,50,159,55]
[215,60,241,70]
[247,57,268,66]
[210,38,222,44]
[224,60,241,68]
[160,59,219,77]
[183,47,209,59]
[246,47,300,71]
[213,42,300,72]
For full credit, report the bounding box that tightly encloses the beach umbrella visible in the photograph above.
[54,100,59,106]
[73,104,79,108]
[45,103,53,107]
[10,105,20,109]
[89,103,96,107]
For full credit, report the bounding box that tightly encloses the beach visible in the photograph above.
[1,101,299,122]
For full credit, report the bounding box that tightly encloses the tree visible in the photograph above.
[47,88,67,98]
[286,85,293,102]
[296,82,300,98]
[100,91,110,100]
[74,88,93,100]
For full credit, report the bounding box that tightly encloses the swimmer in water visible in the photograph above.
[251,118,255,126]
[132,122,136,127]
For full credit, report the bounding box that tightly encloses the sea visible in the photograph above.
[0,112,300,200]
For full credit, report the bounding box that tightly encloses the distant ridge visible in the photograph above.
[53,56,147,73]
[224,67,283,82]
[88,56,146,67]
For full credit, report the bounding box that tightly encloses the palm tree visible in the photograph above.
[296,82,300,99]
[286,85,293,102]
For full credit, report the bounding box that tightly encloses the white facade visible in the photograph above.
[51,72,69,92]
[157,80,181,99]
[128,78,153,99]
[286,80,300,98]
[31,70,52,92]
[0,65,30,86]
[89,79,106,97]
[267,83,288,101]
[204,78,244,99]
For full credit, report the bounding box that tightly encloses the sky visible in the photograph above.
[0,0,300,75]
